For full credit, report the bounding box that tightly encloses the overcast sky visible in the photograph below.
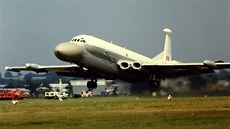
[0,0,229,73]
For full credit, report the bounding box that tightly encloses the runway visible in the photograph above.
[0,96,230,129]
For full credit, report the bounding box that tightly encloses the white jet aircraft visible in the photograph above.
[5,28,230,89]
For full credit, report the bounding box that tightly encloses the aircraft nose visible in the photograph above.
[54,42,83,62]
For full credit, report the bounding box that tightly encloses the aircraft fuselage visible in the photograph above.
[54,35,153,82]
[6,28,230,89]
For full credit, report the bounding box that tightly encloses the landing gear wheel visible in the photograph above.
[92,81,97,89]
[87,81,97,90]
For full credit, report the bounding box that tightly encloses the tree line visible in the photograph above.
[0,72,75,97]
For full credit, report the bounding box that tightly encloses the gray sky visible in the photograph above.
[0,0,229,74]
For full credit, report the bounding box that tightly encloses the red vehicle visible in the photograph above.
[0,89,29,100]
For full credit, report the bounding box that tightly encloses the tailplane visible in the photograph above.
[152,28,172,63]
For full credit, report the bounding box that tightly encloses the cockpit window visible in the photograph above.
[72,38,77,42]
[80,38,86,43]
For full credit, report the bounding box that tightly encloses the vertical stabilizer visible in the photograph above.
[152,28,172,63]
[163,28,172,62]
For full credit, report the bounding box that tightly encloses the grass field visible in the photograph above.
[0,96,230,129]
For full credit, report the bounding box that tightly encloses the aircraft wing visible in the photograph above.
[142,60,230,78]
[5,63,114,79]
[5,63,79,73]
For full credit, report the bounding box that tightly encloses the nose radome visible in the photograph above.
[54,42,83,61]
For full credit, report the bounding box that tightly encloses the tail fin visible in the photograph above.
[152,28,172,63]
[163,28,172,62]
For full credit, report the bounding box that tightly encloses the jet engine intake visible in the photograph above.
[117,60,131,70]
[131,61,142,70]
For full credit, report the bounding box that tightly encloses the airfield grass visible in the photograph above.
[0,96,230,129]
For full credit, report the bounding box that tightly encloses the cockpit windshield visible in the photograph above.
[71,37,86,43]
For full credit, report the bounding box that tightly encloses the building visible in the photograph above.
[69,79,113,96]
[49,79,116,97]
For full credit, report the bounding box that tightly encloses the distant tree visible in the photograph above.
[24,77,40,98]
[218,70,230,80]
[5,82,15,88]
[46,72,60,83]
[0,72,2,80]
[5,80,24,88]
[194,74,208,86]
[17,72,23,77]
[4,71,13,78]
[24,72,35,80]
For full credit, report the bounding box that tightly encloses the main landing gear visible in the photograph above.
[87,78,97,90]
[149,74,162,91]
[149,80,161,88]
